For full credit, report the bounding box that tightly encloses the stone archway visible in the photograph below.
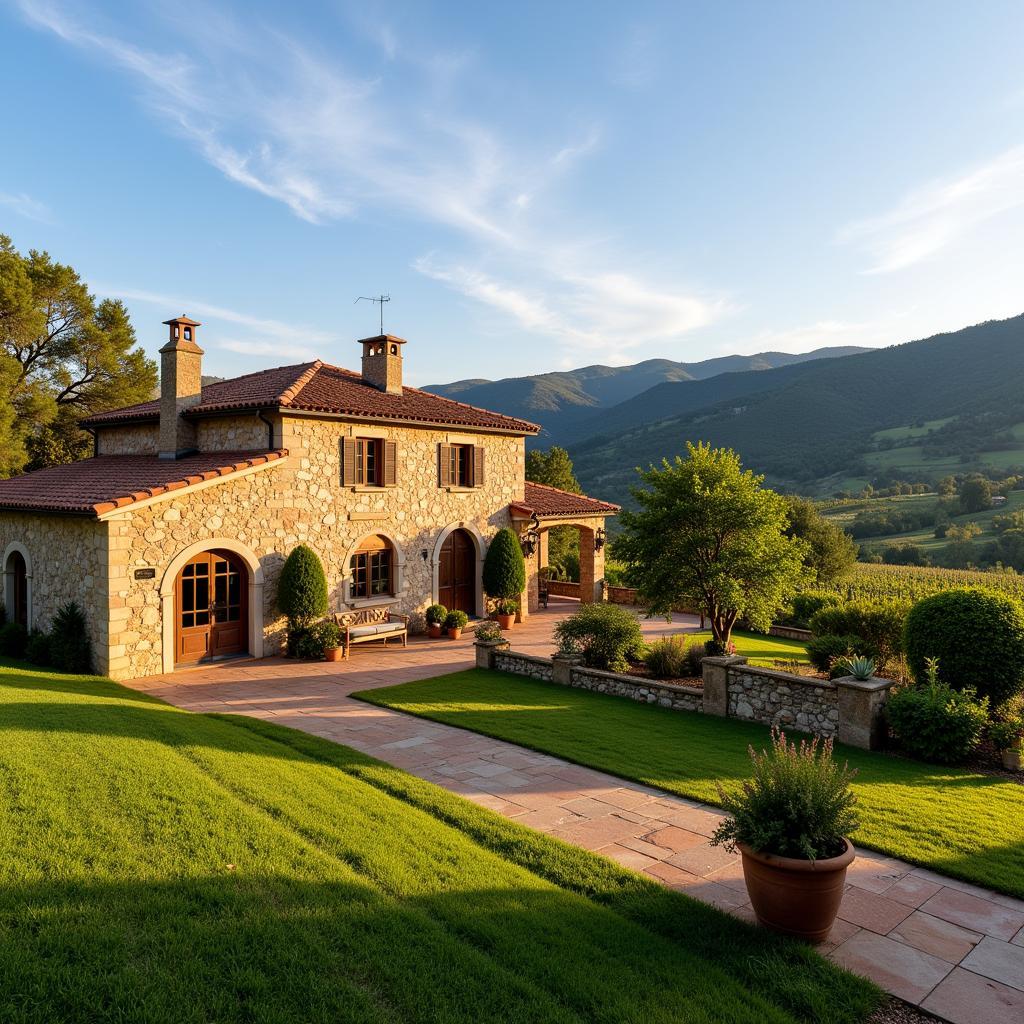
[431,522,486,618]
[2,542,32,630]
[160,539,264,673]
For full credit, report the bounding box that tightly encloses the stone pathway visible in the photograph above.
[127,604,1023,1024]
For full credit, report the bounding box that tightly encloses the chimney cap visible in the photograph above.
[163,314,202,327]
[357,333,406,346]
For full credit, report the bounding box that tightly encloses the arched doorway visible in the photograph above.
[438,529,476,615]
[6,550,28,627]
[174,550,249,665]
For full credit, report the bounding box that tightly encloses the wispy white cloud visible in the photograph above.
[838,144,1024,273]
[0,190,52,223]
[20,0,727,358]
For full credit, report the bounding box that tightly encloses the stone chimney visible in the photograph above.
[358,334,405,394]
[159,315,204,459]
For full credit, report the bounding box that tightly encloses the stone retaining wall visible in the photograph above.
[545,580,580,598]
[480,645,894,749]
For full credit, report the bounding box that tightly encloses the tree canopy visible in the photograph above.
[525,446,580,493]
[617,443,809,646]
[783,495,857,585]
[0,235,157,476]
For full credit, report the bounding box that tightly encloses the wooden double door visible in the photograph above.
[175,550,248,665]
[438,529,476,615]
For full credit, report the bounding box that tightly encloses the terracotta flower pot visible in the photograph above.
[428,624,442,638]
[448,627,463,640]
[324,646,343,663]
[496,613,515,630]
[739,838,855,943]
[1001,748,1022,771]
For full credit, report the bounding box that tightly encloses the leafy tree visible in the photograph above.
[783,495,856,584]
[937,476,957,497]
[959,475,992,514]
[526,446,581,577]
[0,235,157,476]
[617,443,809,646]
[482,527,526,600]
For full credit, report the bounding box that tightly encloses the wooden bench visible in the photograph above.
[334,606,409,659]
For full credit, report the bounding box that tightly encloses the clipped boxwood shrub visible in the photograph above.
[554,603,644,672]
[0,622,28,659]
[425,604,448,626]
[787,590,842,629]
[278,545,329,630]
[809,599,909,671]
[903,588,1024,705]
[482,528,526,600]
[886,682,989,764]
[50,601,92,674]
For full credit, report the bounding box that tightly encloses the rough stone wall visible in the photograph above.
[727,666,839,735]
[569,666,703,711]
[493,650,554,681]
[0,511,109,672]
[103,414,526,678]
[196,416,273,451]
[96,423,159,456]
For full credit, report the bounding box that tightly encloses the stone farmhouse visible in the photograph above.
[0,317,617,680]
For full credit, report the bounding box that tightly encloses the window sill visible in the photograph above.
[348,485,391,492]
[346,597,398,609]
[443,486,478,493]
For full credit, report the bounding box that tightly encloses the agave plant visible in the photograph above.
[841,655,876,681]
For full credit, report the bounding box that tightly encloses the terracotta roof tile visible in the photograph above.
[83,359,539,434]
[522,481,619,518]
[0,451,286,517]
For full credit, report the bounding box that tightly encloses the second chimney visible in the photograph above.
[358,334,405,394]
[159,315,204,459]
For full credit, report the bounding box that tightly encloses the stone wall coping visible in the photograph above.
[569,664,703,697]
[832,674,895,693]
[474,638,510,648]
[497,651,552,668]
[701,655,748,667]
[733,663,837,689]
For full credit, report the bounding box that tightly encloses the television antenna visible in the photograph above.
[355,294,391,335]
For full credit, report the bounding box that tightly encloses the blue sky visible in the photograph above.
[2,1,1024,386]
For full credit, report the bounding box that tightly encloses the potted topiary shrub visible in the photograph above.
[278,545,329,656]
[445,609,469,639]
[990,717,1024,771]
[317,620,344,662]
[483,527,526,622]
[711,727,859,943]
[425,604,448,639]
[494,598,518,630]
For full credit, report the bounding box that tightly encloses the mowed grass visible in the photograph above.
[689,628,810,665]
[358,669,1024,900]
[0,660,880,1024]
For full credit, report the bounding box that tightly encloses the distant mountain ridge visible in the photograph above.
[424,346,869,441]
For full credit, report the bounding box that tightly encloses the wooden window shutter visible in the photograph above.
[473,446,486,487]
[341,438,357,486]
[438,443,452,487]
[383,441,397,487]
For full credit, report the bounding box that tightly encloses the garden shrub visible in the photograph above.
[786,590,841,628]
[809,599,909,671]
[482,528,526,600]
[903,588,1024,706]
[0,604,6,627]
[886,681,989,765]
[644,636,690,679]
[685,640,709,677]
[278,545,329,652]
[0,622,28,659]
[553,603,645,672]
[24,629,52,667]
[49,601,92,674]
[425,604,448,626]
[807,634,870,676]
[444,610,469,632]
[294,619,341,660]
[711,727,858,860]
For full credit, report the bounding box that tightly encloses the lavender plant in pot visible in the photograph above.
[711,727,859,943]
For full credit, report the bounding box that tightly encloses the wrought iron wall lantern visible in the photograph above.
[520,513,541,557]
[594,527,607,552]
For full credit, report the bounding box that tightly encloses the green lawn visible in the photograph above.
[0,660,879,1024]
[689,628,810,665]
[358,669,1024,901]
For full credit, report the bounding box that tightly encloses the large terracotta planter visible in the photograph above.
[739,839,855,943]
[496,613,515,630]
[428,624,443,639]
[448,627,463,640]
[324,646,343,663]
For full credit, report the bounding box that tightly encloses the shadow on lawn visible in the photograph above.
[0,873,878,1024]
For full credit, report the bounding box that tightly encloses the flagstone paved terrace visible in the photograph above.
[127,599,1024,1024]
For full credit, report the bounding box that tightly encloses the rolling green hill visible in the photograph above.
[568,314,1024,506]
[425,347,868,442]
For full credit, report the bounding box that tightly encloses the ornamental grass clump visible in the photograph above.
[712,727,858,861]
[644,636,690,679]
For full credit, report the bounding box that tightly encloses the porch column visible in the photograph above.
[578,521,605,603]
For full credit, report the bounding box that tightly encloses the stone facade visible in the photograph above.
[95,423,160,456]
[72,411,524,678]
[493,649,554,681]
[727,664,839,735]
[568,665,703,711]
